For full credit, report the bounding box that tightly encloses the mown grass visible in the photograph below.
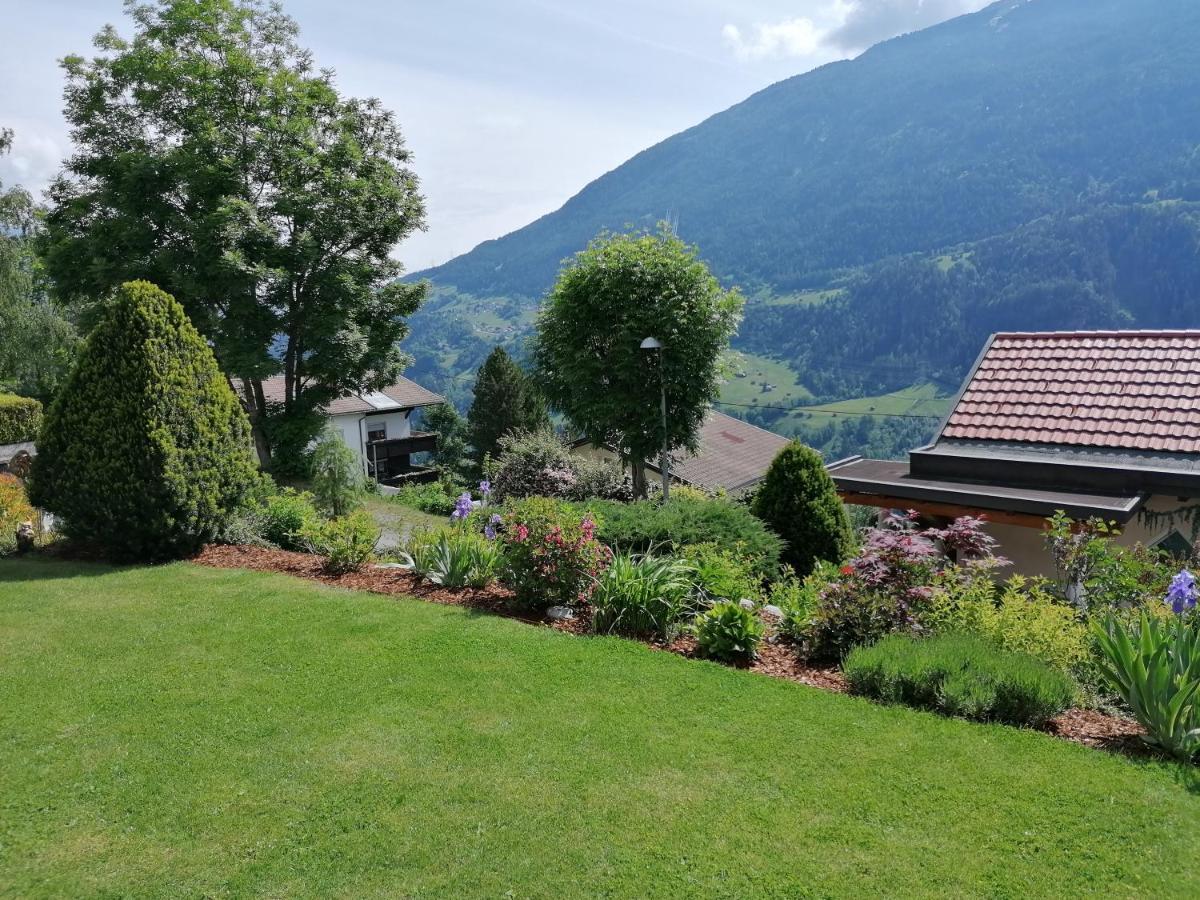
[1,558,1198,897]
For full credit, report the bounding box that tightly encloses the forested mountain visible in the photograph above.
[407,0,1200,457]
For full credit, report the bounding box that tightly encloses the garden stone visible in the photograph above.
[738,598,756,611]
[760,604,784,621]
[372,562,408,570]
[546,605,576,622]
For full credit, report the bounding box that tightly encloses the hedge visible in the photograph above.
[0,395,43,444]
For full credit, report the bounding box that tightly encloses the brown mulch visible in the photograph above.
[192,544,1153,758]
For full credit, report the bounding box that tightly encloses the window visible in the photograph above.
[1154,530,1193,561]
[367,422,386,443]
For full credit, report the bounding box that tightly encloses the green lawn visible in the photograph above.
[720,352,814,407]
[2,559,1198,897]
[783,381,953,433]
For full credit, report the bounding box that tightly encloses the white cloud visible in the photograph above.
[721,18,824,61]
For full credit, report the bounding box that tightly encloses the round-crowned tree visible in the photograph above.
[751,441,854,577]
[30,280,259,560]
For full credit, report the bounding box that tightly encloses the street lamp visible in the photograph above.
[640,336,670,501]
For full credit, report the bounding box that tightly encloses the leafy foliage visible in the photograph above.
[580,495,782,580]
[260,488,320,551]
[402,526,501,589]
[490,429,630,502]
[1093,607,1200,761]
[300,509,379,574]
[0,474,35,554]
[0,395,42,445]
[29,281,259,561]
[422,403,475,483]
[0,130,78,402]
[496,497,610,611]
[534,226,742,495]
[42,0,427,464]
[844,633,1075,728]
[467,347,548,462]
[590,551,696,641]
[310,426,367,518]
[751,441,854,577]
[388,479,460,516]
[679,542,761,604]
[694,600,764,664]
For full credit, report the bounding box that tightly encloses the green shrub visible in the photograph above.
[390,480,460,516]
[28,281,259,561]
[773,562,837,644]
[491,430,631,502]
[591,552,696,640]
[261,489,320,551]
[300,509,379,574]
[1093,607,1200,761]
[843,633,1076,728]
[497,497,611,610]
[751,441,854,577]
[580,496,783,579]
[0,394,42,444]
[310,426,367,518]
[927,575,1091,676]
[680,542,761,604]
[401,526,501,589]
[694,600,764,664]
[0,473,35,553]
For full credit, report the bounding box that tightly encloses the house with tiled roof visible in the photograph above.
[571,409,791,496]
[829,331,1200,574]
[259,375,445,483]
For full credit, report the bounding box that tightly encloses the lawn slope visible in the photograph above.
[1,559,1197,898]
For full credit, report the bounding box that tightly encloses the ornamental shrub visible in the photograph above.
[694,600,764,664]
[300,509,379,574]
[29,281,259,561]
[1093,587,1200,761]
[401,526,501,589]
[261,488,320,551]
[843,633,1075,727]
[581,495,783,579]
[751,441,854,577]
[0,473,35,553]
[390,479,460,516]
[310,426,368,518]
[680,542,761,604]
[0,394,42,444]
[490,430,631,502]
[497,496,611,611]
[590,551,697,640]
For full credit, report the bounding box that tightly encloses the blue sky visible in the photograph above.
[0,0,989,271]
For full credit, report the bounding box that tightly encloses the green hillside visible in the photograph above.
[404,0,1200,458]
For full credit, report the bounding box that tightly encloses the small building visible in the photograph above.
[260,376,445,484]
[571,409,791,496]
[829,331,1200,575]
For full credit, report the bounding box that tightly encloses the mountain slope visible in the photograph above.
[407,0,1200,458]
[417,0,1200,298]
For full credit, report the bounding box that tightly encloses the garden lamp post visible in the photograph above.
[640,336,670,501]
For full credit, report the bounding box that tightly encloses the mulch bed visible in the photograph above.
[192,544,1150,758]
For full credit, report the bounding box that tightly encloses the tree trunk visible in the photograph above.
[631,458,648,499]
[239,376,273,469]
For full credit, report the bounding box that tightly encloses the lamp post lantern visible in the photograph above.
[640,336,669,501]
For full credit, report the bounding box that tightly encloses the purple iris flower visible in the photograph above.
[1166,569,1197,615]
[452,492,474,521]
[479,480,491,496]
[483,513,501,541]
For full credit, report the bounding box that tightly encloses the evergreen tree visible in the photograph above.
[310,426,367,518]
[751,441,854,577]
[423,402,473,483]
[467,347,549,462]
[30,281,259,560]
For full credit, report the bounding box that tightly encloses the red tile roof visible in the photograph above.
[654,410,792,493]
[940,331,1200,454]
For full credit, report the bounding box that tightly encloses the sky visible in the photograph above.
[0,0,991,272]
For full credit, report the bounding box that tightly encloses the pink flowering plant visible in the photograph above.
[497,497,612,611]
[804,512,1007,661]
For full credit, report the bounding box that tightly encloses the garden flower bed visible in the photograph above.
[193,543,1147,754]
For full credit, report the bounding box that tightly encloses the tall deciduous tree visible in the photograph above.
[534,226,743,497]
[467,347,548,462]
[40,0,426,467]
[0,129,78,402]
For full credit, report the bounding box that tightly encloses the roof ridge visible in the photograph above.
[993,329,1200,340]
[707,408,790,442]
